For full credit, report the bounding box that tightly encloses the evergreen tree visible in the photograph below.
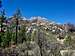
[64,35,72,48]
[0,9,6,47]
[18,25,26,43]
[13,8,22,44]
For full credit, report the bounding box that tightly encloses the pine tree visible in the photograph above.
[64,35,72,49]
[13,8,22,44]
[18,25,26,43]
[0,9,6,47]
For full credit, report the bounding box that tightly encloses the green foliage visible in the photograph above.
[31,29,37,41]
[17,25,26,43]
[64,35,72,48]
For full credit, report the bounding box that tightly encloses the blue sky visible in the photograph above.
[2,0,75,24]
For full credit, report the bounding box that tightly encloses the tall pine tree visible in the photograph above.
[0,9,6,47]
[13,8,22,44]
